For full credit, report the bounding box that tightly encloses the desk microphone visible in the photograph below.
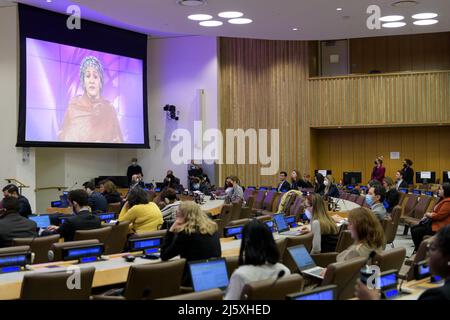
[336,250,376,299]
[270,270,286,289]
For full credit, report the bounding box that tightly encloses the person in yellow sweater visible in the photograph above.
[118,187,163,234]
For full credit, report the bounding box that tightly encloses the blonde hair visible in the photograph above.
[348,207,385,249]
[324,175,335,194]
[177,201,217,235]
[103,180,117,194]
[311,194,338,235]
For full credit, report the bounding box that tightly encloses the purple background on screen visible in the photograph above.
[25,38,145,144]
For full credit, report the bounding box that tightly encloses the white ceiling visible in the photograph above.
[8,0,450,40]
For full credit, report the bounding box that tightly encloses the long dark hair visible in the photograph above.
[127,187,149,208]
[442,183,450,198]
[238,219,279,266]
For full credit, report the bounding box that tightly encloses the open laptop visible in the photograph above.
[273,213,300,236]
[287,285,337,300]
[287,244,325,279]
[188,258,229,292]
[29,215,51,229]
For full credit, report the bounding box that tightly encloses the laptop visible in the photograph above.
[287,285,337,300]
[273,213,300,236]
[188,258,229,292]
[287,244,325,279]
[29,215,51,229]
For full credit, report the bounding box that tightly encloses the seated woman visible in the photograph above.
[356,225,450,300]
[301,194,339,254]
[160,188,181,228]
[314,173,326,196]
[224,176,244,204]
[101,180,123,204]
[324,175,340,199]
[382,176,400,213]
[411,183,450,252]
[336,207,385,262]
[118,187,163,233]
[224,219,290,300]
[160,201,221,286]
[290,170,303,190]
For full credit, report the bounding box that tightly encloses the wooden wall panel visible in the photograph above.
[219,37,450,186]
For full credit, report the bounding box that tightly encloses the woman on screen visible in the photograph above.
[59,56,123,143]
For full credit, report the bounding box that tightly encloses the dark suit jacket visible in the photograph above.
[127,165,143,184]
[277,180,291,193]
[18,195,32,217]
[163,176,181,189]
[419,280,450,300]
[88,192,108,212]
[0,213,37,248]
[396,180,408,190]
[103,192,123,204]
[402,166,414,186]
[325,184,340,198]
[56,210,102,242]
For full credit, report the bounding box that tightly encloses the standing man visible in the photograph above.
[277,171,291,193]
[127,158,143,186]
[2,184,32,217]
[401,158,414,186]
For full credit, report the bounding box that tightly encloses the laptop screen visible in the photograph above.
[29,215,51,229]
[292,288,335,300]
[189,259,229,292]
[273,213,289,233]
[288,245,316,271]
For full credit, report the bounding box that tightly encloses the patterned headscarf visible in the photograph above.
[80,56,104,93]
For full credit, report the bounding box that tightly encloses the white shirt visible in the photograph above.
[224,263,291,300]
[310,220,322,254]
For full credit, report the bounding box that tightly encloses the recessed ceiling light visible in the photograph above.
[380,15,404,22]
[412,13,438,20]
[46,0,52,2]
[391,1,418,8]
[336,8,343,11]
[188,14,213,21]
[228,18,253,25]
[218,11,243,19]
[199,20,223,27]
[177,0,206,7]
[382,21,406,28]
[292,27,299,31]
[413,19,438,26]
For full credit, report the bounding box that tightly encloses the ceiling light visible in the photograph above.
[391,1,418,8]
[218,11,243,19]
[412,13,438,19]
[188,14,212,21]
[336,8,343,11]
[199,20,223,27]
[382,21,406,28]
[177,0,206,7]
[413,19,438,26]
[228,18,253,25]
[292,27,299,31]
[380,15,404,22]
[46,0,52,2]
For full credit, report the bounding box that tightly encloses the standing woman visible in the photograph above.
[314,173,326,196]
[371,156,386,184]
[401,158,414,186]
[290,170,302,190]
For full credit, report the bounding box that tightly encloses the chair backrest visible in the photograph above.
[272,193,284,212]
[128,229,167,240]
[0,245,30,255]
[282,233,314,273]
[230,201,243,221]
[49,240,99,262]
[159,288,223,300]
[342,193,350,200]
[373,247,406,272]
[321,256,367,300]
[20,266,95,300]
[107,203,122,215]
[405,236,435,281]
[103,221,130,255]
[255,215,273,223]
[261,191,277,211]
[225,255,239,279]
[398,192,406,207]
[349,194,358,203]
[384,206,402,245]
[244,195,255,210]
[253,190,266,209]
[241,273,304,300]
[275,238,287,261]
[335,230,354,253]
[147,190,157,202]
[12,235,61,264]
[356,195,365,206]
[227,218,251,227]
[402,194,418,217]
[288,197,304,217]
[243,188,255,202]
[218,204,234,226]
[74,226,113,243]
[411,195,432,219]
[123,259,186,299]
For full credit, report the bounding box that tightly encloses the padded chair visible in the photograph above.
[243,188,256,203]
[49,240,99,262]
[227,218,251,227]
[20,266,95,300]
[215,204,233,237]
[334,230,354,253]
[230,201,243,221]
[282,233,314,273]
[74,226,113,243]
[383,206,402,248]
[128,229,167,240]
[373,247,406,272]
[288,197,304,218]
[0,245,30,256]
[349,194,358,203]
[355,195,365,206]
[94,259,186,300]
[107,203,122,216]
[147,190,157,202]
[252,190,266,211]
[258,191,277,213]
[225,255,239,279]
[399,236,434,281]
[103,221,130,255]
[402,195,433,229]
[240,195,255,219]
[159,288,223,300]
[321,256,367,300]
[241,274,304,300]
[12,235,61,264]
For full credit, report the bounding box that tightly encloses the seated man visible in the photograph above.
[129,174,145,191]
[2,184,32,217]
[83,181,108,213]
[163,170,181,190]
[44,189,101,241]
[366,184,387,222]
[0,196,37,248]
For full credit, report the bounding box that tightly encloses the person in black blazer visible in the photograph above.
[395,170,408,190]
[0,197,37,248]
[314,173,326,196]
[401,158,414,186]
[44,189,101,242]
[324,175,340,199]
[383,177,400,213]
[163,170,181,190]
[290,170,303,190]
[356,225,450,300]
[83,181,108,212]
[2,184,32,217]
[161,201,221,286]
[277,171,291,192]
